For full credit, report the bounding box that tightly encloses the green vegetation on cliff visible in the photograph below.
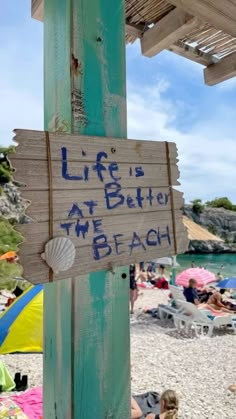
[0,146,24,290]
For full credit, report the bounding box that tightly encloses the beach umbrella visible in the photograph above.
[176,268,216,288]
[151,257,179,267]
[217,277,236,289]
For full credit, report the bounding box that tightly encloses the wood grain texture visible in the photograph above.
[43,280,72,419]
[18,212,185,256]
[12,144,187,277]
[141,8,198,57]
[73,267,130,418]
[169,43,212,66]
[168,0,236,38]
[43,0,131,418]
[11,128,188,279]
[21,188,183,222]
[11,159,180,190]
[204,51,236,85]
[13,130,177,164]
[43,0,73,416]
[18,230,188,283]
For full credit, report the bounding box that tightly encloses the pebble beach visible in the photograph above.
[1,289,236,418]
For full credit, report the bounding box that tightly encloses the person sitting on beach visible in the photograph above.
[131,389,179,419]
[216,272,223,281]
[183,279,199,305]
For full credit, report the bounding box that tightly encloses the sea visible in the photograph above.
[176,253,236,277]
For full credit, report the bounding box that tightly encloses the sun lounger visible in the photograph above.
[174,300,235,337]
[158,286,185,321]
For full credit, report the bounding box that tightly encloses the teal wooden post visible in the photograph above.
[43,1,130,418]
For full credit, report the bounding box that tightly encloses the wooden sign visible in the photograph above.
[10,129,188,284]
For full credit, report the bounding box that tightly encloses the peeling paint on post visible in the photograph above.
[43,0,130,418]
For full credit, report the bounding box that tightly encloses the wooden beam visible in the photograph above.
[168,0,236,38]
[169,41,214,66]
[125,23,143,39]
[43,0,130,419]
[31,0,43,21]
[204,51,236,85]
[32,1,143,41]
[141,7,199,57]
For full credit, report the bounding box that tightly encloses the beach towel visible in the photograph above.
[134,391,160,418]
[12,387,43,419]
[0,361,15,391]
[137,283,154,289]
[0,398,28,418]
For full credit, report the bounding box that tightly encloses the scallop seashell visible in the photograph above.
[41,237,76,274]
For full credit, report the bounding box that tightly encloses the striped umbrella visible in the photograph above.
[176,267,216,288]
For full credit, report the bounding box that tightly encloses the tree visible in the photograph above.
[0,260,23,290]
[206,197,233,211]
[0,218,23,254]
[191,199,204,215]
[0,146,15,184]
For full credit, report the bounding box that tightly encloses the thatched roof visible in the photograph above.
[183,216,223,242]
[32,0,236,86]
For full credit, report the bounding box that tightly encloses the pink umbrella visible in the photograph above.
[176,268,216,288]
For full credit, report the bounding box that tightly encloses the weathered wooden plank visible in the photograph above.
[11,159,180,190]
[141,8,198,57]
[13,130,177,165]
[18,210,184,255]
[169,43,213,66]
[44,280,72,419]
[19,230,188,283]
[168,0,236,38]
[22,187,183,222]
[43,0,73,415]
[126,23,143,39]
[73,267,130,418]
[43,0,131,418]
[204,51,236,85]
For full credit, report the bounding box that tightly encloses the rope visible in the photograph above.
[165,141,178,255]
[45,131,54,282]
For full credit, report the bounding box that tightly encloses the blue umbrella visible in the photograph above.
[217,278,236,289]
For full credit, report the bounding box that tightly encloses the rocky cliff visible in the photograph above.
[0,182,30,224]
[184,204,236,253]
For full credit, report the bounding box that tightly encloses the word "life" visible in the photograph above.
[61,148,144,183]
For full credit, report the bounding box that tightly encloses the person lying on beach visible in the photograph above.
[205,289,236,313]
[183,279,200,305]
[131,389,179,419]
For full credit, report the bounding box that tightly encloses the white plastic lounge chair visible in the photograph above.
[158,286,185,321]
[174,300,235,337]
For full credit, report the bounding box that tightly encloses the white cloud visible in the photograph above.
[127,80,236,203]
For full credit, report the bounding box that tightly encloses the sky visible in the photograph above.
[1,1,236,203]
